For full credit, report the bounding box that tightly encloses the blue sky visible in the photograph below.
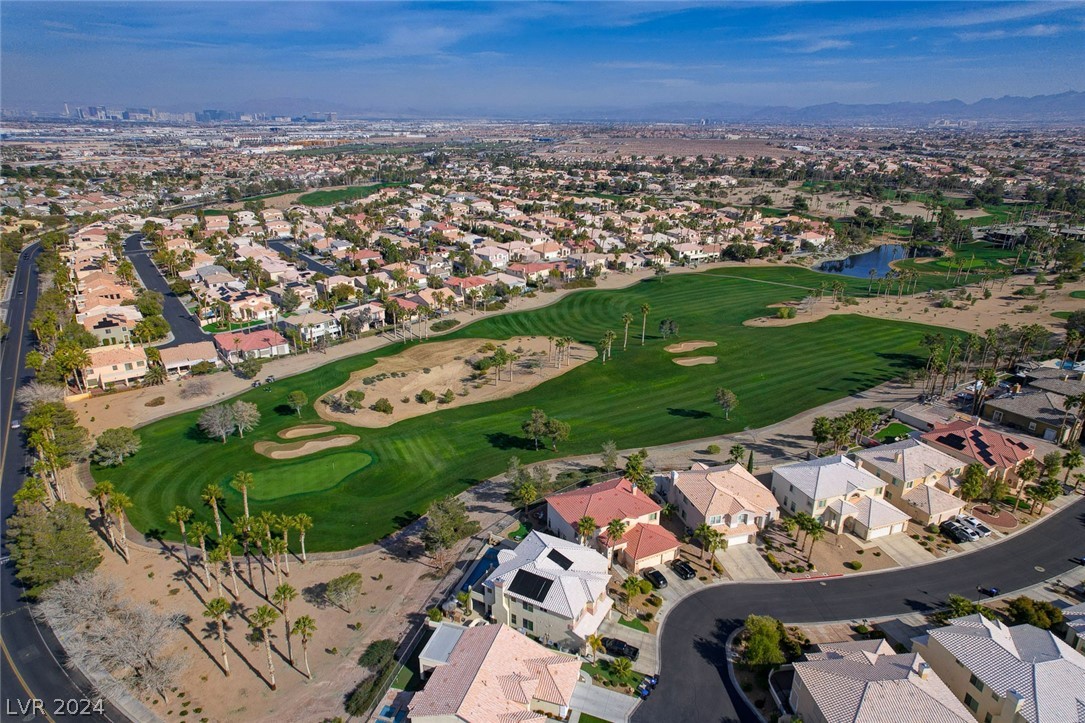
[2,1,1083,115]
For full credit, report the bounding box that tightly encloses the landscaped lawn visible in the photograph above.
[1052,311,1072,320]
[892,241,1018,281]
[296,182,407,206]
[873,422,914,443]
[1070,290,1085,300]
[201,319,268,333]
[98,266,958,551]
[581,661,645,690]
[578,714,615,723]
[618,615,650,633]
[507,522,530,541]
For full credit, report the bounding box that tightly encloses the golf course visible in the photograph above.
[96,266,953,552]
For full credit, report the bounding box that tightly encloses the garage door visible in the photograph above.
[891,522,906,535]
[728,534,753,546]
[867,526,892,540]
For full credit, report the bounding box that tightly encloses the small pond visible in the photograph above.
[817,243,911,279]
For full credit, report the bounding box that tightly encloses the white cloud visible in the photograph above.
[957,23,1065,41]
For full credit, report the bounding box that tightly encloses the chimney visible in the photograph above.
[631,482,638,496]
[917,662,931,680]
[894,451,904,464]
[1000,690,1025,719]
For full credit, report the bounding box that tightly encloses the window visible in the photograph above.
[1027,422,1037,432]
[707,515,723,525]
[523,619,534,632]
[969,674,985,692]
[510,614,517,625]
[984,715,993,723]
[817,500,826,509]
[522,602,534,613]
[649,512,657,521]
[789,501,796,512]
[875,487,883,495]
[885,490,893,500]
[964,694,979,713]
[124,363,133,371]
[738,514,748,525]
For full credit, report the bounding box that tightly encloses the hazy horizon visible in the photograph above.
[3,1,1084,116]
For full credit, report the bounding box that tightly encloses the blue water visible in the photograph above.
[460,546,502,592]
[818,244,909,279]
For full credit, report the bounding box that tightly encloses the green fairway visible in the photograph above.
[98,266,958,552]
[247,450,373,501]
[296,182,407,206]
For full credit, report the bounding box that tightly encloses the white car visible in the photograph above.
[957,515,992,537]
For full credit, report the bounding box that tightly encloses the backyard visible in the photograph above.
[97,266,954,552]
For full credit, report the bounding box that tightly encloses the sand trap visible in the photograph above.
[673,356,718,366]
[317,336,596,428]
[278,424,337,439]
[254,435,360,459]
[665,340,718,353]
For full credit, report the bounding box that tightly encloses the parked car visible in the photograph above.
[978,586,1000,597]
[957,515,992,538]
[671,559,696,580]
[10,419,21,429]
[940,520,977,544]
[600,637,640,661]
[642,567,668,589]
[1072,556,1085,566]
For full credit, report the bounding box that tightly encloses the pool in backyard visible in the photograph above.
[460,545,502,593]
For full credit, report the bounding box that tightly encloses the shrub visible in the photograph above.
[190,361,217,375]
[372,398,394,414]
[642,611,655,622]
[744,614,786,665]
[848,560,863,570]
[707,444,721,455]
[766,553,782,571]
[343,674,379,717]
[855,624,870,635]
[776,306,796,319]
[426,607,443,622]
[145,396,166,407]
[358,638,397,669]
[430,319,460,332]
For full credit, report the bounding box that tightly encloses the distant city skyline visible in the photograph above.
[2,1,1083,116]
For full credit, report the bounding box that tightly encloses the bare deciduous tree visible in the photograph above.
[230,401,261,438]
[15,381,66,410]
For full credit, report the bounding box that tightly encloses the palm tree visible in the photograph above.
[602,330,616,363]
[585,633,605,662]
[609,656,633,685]
[217,533,241,597]
[274,514,293,575]
[805,523,825,563]
[1013,458,1040,512]
[640,303,650,345]
[575,516,597,546]
[107,491,133,564]
[89,481,116,550]
[268,537,287,587]
[621,312,633,351]
[291,615,316,680]
[231,472,255,518]
[793,512,817,548]
[272,583,299,665]
[554,337,567,369]
[203,597,232,677]
[294,514,313,563]
[202,482,226,538]
[249,604,280,690]
[189,520,213,589]
[693,523,714,563]
[621,575,641,602]
[168,505,194,571]
[605,518,628,568]
[1063,450,1083,484]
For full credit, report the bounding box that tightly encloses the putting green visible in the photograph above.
[246,450,374,501]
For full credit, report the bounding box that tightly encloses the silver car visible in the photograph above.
[957,515,992,538]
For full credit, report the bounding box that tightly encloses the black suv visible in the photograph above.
[671,559,696,580]
[642,567,668,589]
[601,637,640,661]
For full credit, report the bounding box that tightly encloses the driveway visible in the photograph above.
[123,234,207,348]
[598,618,658,675]
[718,544,778,581]
[632,495,1085,723]
[570,679,639,723]
[860,533,934,567]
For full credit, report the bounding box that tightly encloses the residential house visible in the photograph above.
[770,456,910,540]
[658,462,778,545]
[82,345,149,388]
[77,305,142,346]
[983,391,1081,445]
[410,623,580,723]
[159,341,221,378]
[912,614,1085,723]
[280,310,340,344]
[474,531,612,647]
[1061,602,1085,653]
[920,421,1035,489]
[853,439,966,525]
[789,639,973,723]
[544,477,680,572]
[474,245,510,269]
[213,330,291,364]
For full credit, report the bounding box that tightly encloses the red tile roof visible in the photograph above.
[920,420,1034,470]
[615,523,680,561]
[546,477,660,527]
[213,329,288,353]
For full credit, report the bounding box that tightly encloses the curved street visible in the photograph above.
[633,495,1085,723]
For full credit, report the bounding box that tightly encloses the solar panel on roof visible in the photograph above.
[547,549,574,570]
[508,570,553,603]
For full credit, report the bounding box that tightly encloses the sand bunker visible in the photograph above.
[317,336,595,428]
[665,340,718,353]
[673,356,718,366]
[278,424,337,439]
[254,435,360,459]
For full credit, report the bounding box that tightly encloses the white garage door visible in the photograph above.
[867,525,892,540]
[891,522,906,535]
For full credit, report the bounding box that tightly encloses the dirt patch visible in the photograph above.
[673,356,717,366]
[971,504,1020,530]
[317,336,596,428]
[254,434,359,459]
[278,424,336,439]
[665,340,718,353]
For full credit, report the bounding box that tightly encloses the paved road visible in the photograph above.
[122,233,206,348]
[266,239,337,276]
[1,246,123,722]
[632,496,1085,723]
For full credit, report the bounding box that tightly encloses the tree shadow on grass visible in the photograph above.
[485,432,534,450]
[667,407,712,419]
[873,351,924,370]
[184,425,219,444]
[274,404,296,417]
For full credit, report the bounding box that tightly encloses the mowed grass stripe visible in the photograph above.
[100,268,954,551]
